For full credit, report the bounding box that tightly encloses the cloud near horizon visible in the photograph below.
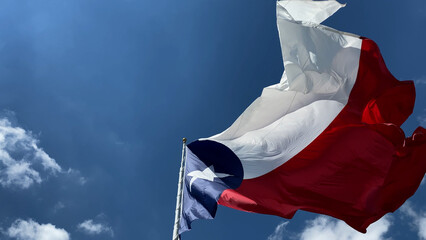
[298,215,391,240]
[267,221,289,240]
[267,215,391,240]
[400,201,426,240]
[6,219,70,240]
[0,117,62,189]
[414,76,426,85]
[417,109,426,127]
[77,219,114,237]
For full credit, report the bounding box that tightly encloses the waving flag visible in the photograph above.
[178,0,426,236]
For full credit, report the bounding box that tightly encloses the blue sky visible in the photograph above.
[0,0,425,239]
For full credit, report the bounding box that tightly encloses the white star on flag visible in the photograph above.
[187,166,232,192]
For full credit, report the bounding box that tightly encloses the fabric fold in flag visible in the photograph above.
[179,0,426,236]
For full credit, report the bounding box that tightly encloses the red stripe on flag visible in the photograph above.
[218,38,426,233]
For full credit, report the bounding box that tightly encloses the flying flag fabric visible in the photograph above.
[178,0,426,236]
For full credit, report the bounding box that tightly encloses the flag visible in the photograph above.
[179,0,426,235]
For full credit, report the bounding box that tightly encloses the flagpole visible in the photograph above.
[172,137,187,240]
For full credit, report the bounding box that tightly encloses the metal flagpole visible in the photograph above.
[172,138,187,240]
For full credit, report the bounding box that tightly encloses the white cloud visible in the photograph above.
[266,216,391,240]
[298,216,391,240]
[400,201,426,240]
[414,76,426,85]
[77,219,113,237]
[418,110,426,127]
[7,219,70,240]
[65,168,87,185]
[267,221,288,240]
[34,148,61,172]
[78,176,87,185]
[53,201,65,213]
[0,117,62,189]
[419,217,426,240]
